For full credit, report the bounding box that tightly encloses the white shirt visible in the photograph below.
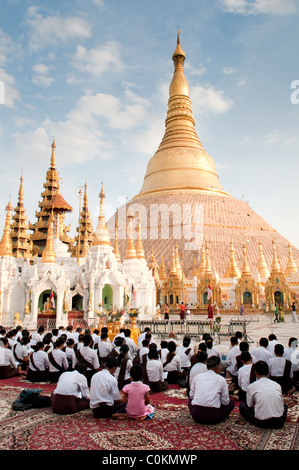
[0,348,17,368]
[190,370,230,408]
[66,346,77,369]
[48,349,69,373]
[268,356,293,378]
[238,363,254,392]
[114,358,133,382]
[163,354,181,372]
[29,350,50,371]
[78,346,100,370]
[189,362,207,388]
[12,343,28,364]
[98,341,112,358]
[250,346,272,364]
[176,345,193,368]
[226,345,240,376]
[53,370,90,399]
[138,347,149,362]
[146,359,164,382]
[246,377,285,420]
[206,346,222,359]
[30,332,44,346]
[90,369,121,408]
[124,336,137,357]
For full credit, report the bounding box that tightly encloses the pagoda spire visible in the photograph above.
[257,241,270,279]
[10,175,32,258]
[113,210,121,262]
[0,197,13,257]
[41,210,56,263]
[169,247,178,276]
[74,181,94,257]
[241,242,251,276]
[204,242,212,277]
[92,182,111,247]
[285,242,298,277]
[135,33,226,199]
[124,207,136,259]
[159,255,167,280]
[224,241,240,278]
[197,243,206,278]
[135,214,145,259]
[270,240,281,274]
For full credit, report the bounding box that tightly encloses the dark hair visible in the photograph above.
[75,363,88,374]
[198,342,207,352]
[268,334,277,341]
[197,351,208,364]
[160,341,168,349]
[149,343,157,350]
[240,351,251,363]
[239,341,249,352]
[130,364,143,381]
[288,337,298,348]
[205,335,213,349]
[253,360,269,377]
[167,341,176,353]
[66,338,75,347]
[1,337,8,346]
[235,331,243,339]
[230,336,238,346]
[35,341,44,351]
[124,329,131,337]
[259,337,268,348]
[93,329,99,335]
[83,334,92,347]
[142,339,149,347]
[114,336,124,347]
[67,325,73,331]
[101,327,108,334]
[148,349,159,360]
[105,356,118,369]
[206,355,221,370]
[274,343,284,356]
[183,336,191,347]
[101,332,108,340]
[55,338,65,348]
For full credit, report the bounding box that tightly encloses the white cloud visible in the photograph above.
[69,42,123,80]
[32,63,54,87]
[191,85,234,115]
[221,0,296,15]
[25,6,92,52]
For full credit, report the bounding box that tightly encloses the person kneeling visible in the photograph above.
[51,363,90,415]
[239,360,288,429]
[188,355,234,425]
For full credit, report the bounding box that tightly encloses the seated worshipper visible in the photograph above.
[236,351,256,402]
[51,329,59,344]
[30,326,45,347]
[97,332,113,367]
[239,360,288,429]
[284,337,299,386]
[124,329,137,358]
[109,336,125,359]
[51,363,90,415]
[267,334,279,356]
[75,334,100,385]
[251,337,273,364]
[112,328,126,347]
[43,335,54,354]
[166,331,179,346]
[73,334,84,354]
[92,329,101,350]
[48,337,69,384]
[234,341,252,372]
[65,338,77,370]
[122,364,155,421]
[26,341,50,382]
[0,337,20,378]
[73,327,82,344]
[12,336,30,372]
[137,327,151,345]
[65,325,75,341]
[90,356,127,419]
[205,335,222,360]
[176,336,193,372]
[163,341,186,384]
[268,343,295,395]
[6,330,16,349]
[146,348,168,393]
[226,336,241,383]
[159,340,169,363]
[190,342,207,368]
[115,344,133,390]
[188,350,208,393]
[134,339,150,365]
[188,355,235,425]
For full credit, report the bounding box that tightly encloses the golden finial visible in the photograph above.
[159,255,167,280]
[92,182,111,246]
[113,210,121,262]
[241,242,251,275]
[271,240,281,274]
[50,137,56,168]
[285,242,298,277]
[257,241,269,278]
[41,210,56,263]
[124,207,137,259]
[224,241,240,278]
[135,213,145,259]
[0,196,13,257]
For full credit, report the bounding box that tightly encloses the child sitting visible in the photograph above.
[121,365,155,421]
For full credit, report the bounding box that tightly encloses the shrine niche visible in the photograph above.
[161,247,184,307]
[102,284,113,310]
[197,276,221,308]
[234,242,259,308]
[38,289,56,316]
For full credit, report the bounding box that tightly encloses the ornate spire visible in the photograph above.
[197,243,206,278]
[285,242,298,277]
[10,175,32,258]
[113,209,121,262]
[271,240,281,274]
[204,242,212,277]
[41,210,56,263]
[74,182,94,257]
[175,243,183,277]
[135,33,226,199]
[135,214,145,259]
[224,241,240,278]
[92,183,111,247]
[241,242,251,276]
[50,137,56,168]
[257,241,270,279]
[124,207,136,259]
[169,247,178,276]
[0,197,13,257]
[159,255,167,280]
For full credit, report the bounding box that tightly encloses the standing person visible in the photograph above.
[188,356,235,425]
[207,302,213,320]
[164,303,169,320]
[274,305,279,323]
[291,301,298,323]
[89,357,127,419]
[179,302,186,321]
[239,360,288,429]
[239,304,244,316]
[51,363,90,415]
[122,365,155,421]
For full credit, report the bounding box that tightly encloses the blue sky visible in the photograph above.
[0,0,299,250]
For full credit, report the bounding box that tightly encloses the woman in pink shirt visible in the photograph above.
[122,365,155,421]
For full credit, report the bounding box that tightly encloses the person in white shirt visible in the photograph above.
[188,355,235,424]
[251,337,273,364]
[146,348,168,393]
[30,326,45,347]
[237,351,256,402]
[114,344,133,390]
[75,334,100,385]
[97,332,113,367]
[92,329,101,350]
[51,363,90,415]
[267,334,280,356]
[12,336,30,371]
[176,336,193,371]
[73,327,82,344]
[26,341,50,382]
[0,338,19,378]
[239,360,288,428]
[205,335,222,360]
[90,357,127,419]
[124,329,137,358]
[136,339,150,364]
[226,336,240,381]
[65,339,77,370]
[48,338,69,384]
[188,351,208,391]
[162,340,185,384]
[268,343,295,395]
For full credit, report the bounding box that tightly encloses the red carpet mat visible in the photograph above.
[0,377,299,451]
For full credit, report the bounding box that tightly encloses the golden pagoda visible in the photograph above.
[257,241,270,279]
[10,175,32,258]
[0,197,13,257]
[92,183,111,247]
[224,241,240,278]
[161,247,182,306]
[197,242,222,307]
[108,33,299,284]
[73,182,94,257]
[285,242,298,277]
[41,210,56,264]
[235,242,259,308]
[113,210,121,262]
[135,214,145,259]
